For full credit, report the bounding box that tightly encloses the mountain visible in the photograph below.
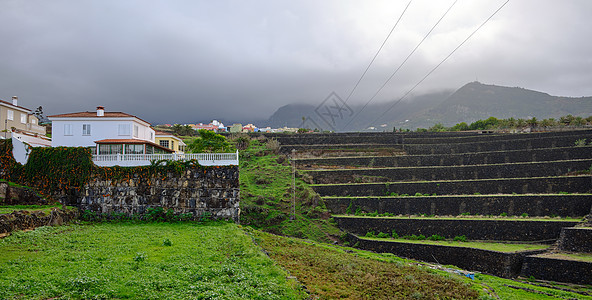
[404,82,592,129]
[264,90,452,132]
[264,82,592,131]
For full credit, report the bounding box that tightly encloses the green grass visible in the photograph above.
[238,138,341,242]
[0,222,305,299]
[0,205,71,215]
[360,236,549,252]
[333,214,583,222]
[536,252,592,263]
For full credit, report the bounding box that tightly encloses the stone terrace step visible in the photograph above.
[347,234,547,278]
[294,146,592,168]
[279,144,404,155]
[404,133,592,155]
[268,131,484,146]
[304,159,592,184]
[520,254,592,285]
[400,129,592,145]
[312,175,592,197]
[324,195,592,218]
[334,216,580,242]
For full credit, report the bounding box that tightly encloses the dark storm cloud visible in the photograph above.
[1,0,591,125]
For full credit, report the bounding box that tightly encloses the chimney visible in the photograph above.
[97,106,105,117]
[12,96,18,106]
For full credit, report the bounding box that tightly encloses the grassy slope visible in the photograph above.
[0,222,304,299]
[253,229,592,300]
[238,138,341,243]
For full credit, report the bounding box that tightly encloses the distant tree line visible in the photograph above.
[419,115,592,132]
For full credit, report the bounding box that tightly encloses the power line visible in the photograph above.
[341,0,413,108]
[344,0,458,130]
[368,0,510,128]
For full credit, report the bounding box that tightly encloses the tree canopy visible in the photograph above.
[187,129,233,153]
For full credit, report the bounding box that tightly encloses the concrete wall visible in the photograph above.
[521,256,592,285]
[325,195,592,217]
[312,176,592,196]
[348,234,546,278]
[306,159,592,184]
[557,227,592,253]
[335,216,579,241]
[79,166,240,222]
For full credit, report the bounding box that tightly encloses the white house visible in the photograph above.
[48,106,172,155]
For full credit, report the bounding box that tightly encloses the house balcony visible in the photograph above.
[92,151,239,167]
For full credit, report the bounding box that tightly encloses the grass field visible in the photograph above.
[0,222,304,299]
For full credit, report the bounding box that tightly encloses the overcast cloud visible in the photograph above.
[1,0,591,124]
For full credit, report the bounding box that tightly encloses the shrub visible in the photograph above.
[365,231,376,238]
[376,232,390,238]
[163,238,172,246]
[428,235,445,241]
[392,230,399,239]
[265,138,280,154]
[575,139,587,147]
[454,235,467,242]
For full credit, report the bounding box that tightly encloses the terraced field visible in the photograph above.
[278,130,592,284]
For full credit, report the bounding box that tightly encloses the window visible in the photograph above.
[150,132,153,140]
[64,124,73,136]
[32,119,36,124]
[7,110,13,121]
[20,113,26,124]
[133,125,139,137]
[98,144,123,155]
[118,124,130,136]
[171,141,175,150]
[125,144,144,154]
[159,140,169,148]
[82,124,91,136]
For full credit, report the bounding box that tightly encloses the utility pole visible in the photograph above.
[291,149,296,221]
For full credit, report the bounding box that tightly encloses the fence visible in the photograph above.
[92,151,239,167]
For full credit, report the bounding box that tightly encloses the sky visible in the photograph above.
[1,0,591,125]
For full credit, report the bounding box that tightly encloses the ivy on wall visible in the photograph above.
[0,140,220,202]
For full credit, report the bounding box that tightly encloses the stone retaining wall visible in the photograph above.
[557,227,592,252]
[0,209,79,234]
[401,130,592,145]
[348,234,546,278]
[520,255,592,285]
[312,176,592,196]
[306,159,592,184]
[335,216,579,241]
[80,166,240,222]
[295,146,592,168]
[404,134,592,155]
[325,195,592,217]
[0,182,48,205]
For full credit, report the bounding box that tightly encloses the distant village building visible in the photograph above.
[0,96,46,138]
[48,106,172,155]
[242,123,257,132]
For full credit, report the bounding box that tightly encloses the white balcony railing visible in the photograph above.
[92,151,239,167]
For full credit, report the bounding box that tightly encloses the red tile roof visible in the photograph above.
[94,139,174,153]
[0,99,32,111]
[48,111,151,125]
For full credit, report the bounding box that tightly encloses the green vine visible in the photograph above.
[0,139,227,202]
